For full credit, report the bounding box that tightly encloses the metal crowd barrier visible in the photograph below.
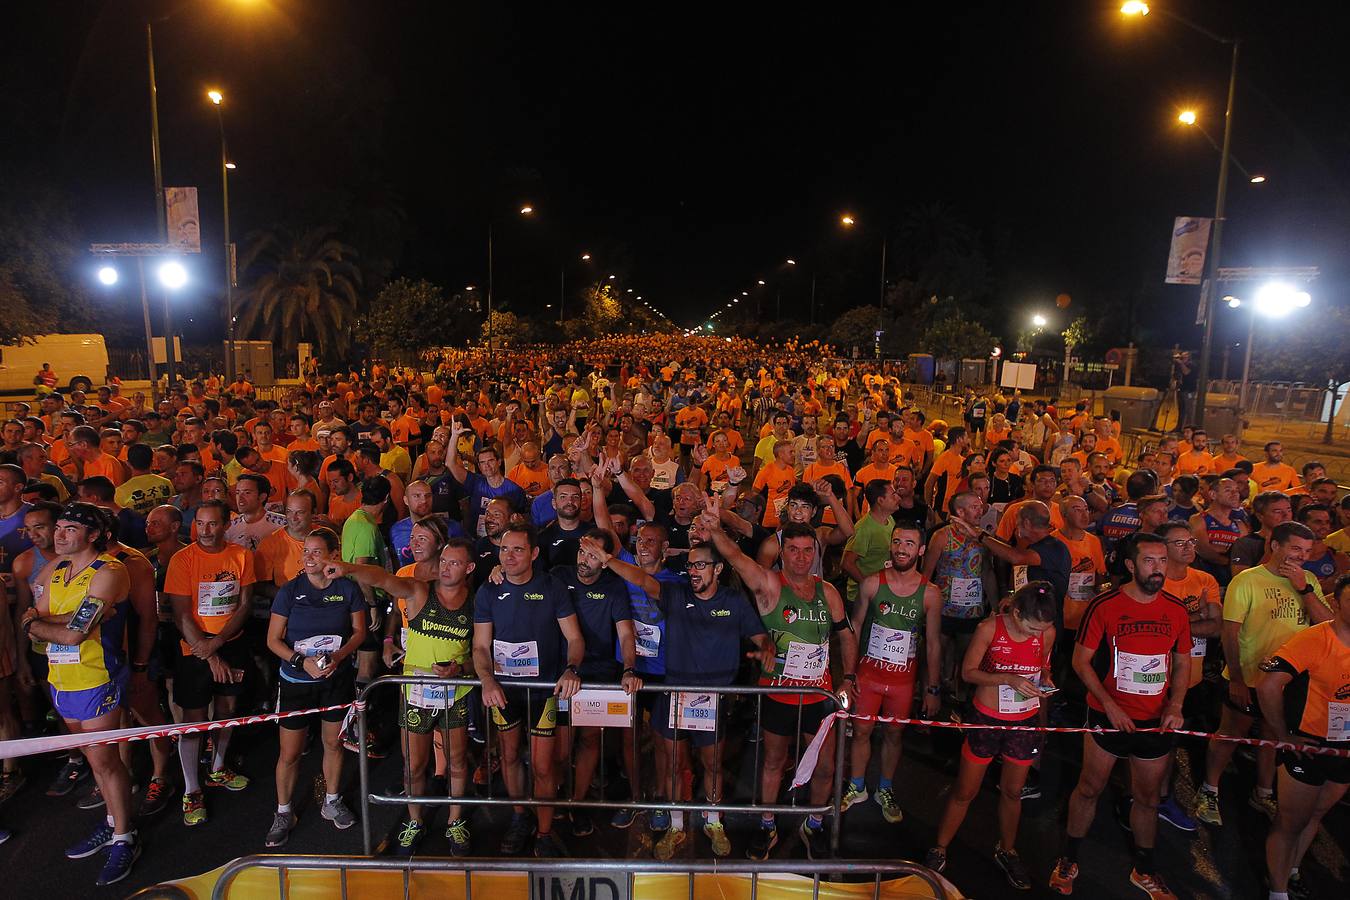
[209,854,951,900]
[355,676,849,856]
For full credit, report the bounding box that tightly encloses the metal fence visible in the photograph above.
[356,676,849,856]
[209,855,951,900]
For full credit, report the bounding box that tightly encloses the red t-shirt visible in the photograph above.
[1076,587,1190,721]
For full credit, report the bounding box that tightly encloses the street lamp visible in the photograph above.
[1225,285,1312,407]
[1032,313,1048,328]
[840,214,856,227]
[158,260,189,290]
[206,88,237,382]
[1124,2,1240,428]
[486,204,536,357]
[98,266,119,286]
[1177,109,1197,125]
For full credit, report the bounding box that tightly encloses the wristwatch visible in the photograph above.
[564,664,580,677]
[1297,583,1315,595]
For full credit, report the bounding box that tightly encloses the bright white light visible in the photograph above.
[1249,175,1266,184]
[158,261,188,290]
[757,280,766,285]
[97,266,119,286]
[786,259,796,266]
[1032,314,1047,327]
[1225,295,1242,308]
[991,346,1002,358]
[1254,282,1310,318]
[1121,1,1150,15]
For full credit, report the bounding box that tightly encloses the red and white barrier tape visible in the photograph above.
[0,701,362,761]
[790,711,1350,788]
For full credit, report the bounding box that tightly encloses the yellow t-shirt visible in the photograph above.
[1222,564,1329,684]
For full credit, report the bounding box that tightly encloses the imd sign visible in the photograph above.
[530,871,629,900]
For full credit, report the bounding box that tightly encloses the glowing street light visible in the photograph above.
[97,266,119,286]
[158,260,188,289]
[207,89,223,105]
[1225,283,1313,407]
[1032,313,1048,328]
[786,258,796,266]
[1249,174,1266,184]
[519,205,534,215]
[225,161,237,169]
[757,279,766,285]
[1177,109,1197,126]
[840,214,856,227]
[1120,1,1150,16]
[581,253,591,260]
[608,274,616,280]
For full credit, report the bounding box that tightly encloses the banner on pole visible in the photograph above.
[1164,216,1212,285]
[165,186,202,253]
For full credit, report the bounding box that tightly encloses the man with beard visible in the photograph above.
[472,498,512,591]
[539,479,586,569]
[830,414,865,475]
[702,502,856,860]
[530,455,574,528]
[1230,490,1293,577]
[447,421,526,538]
[843,523,941,825]
[1048,533,1190,899]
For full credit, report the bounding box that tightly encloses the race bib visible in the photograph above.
[781,640,829,681]
[1012,565,1029,593]
[1067,572,1095,601]
[492,639,540,678]
[773,496,789,520]
[1190,637,1207,658]
[667,691,718,732]
[634,620,661,658]
[1113,648,1167,696]
[400,627,409,651]
[407,668,453,710]
[47,643,81,666]
[294,634,342,657]
[197,580,239,618]
[997,672,1041,715]
[947,577,983,609]
[866,624,915,665]
[1326,702,1350,742]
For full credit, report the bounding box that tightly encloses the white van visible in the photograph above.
[0,334,109,394]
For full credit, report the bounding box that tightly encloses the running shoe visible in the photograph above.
[1157,794,1198,832]
[533,830,567,858]
[875,787,903,823]
[648,808,671,832]
[182,790,208,826]
[994,843,1032,891]
[746,822,778,861]
[567,810,594,838]
[500,813,533,855]
[445,818,471,857]
[1020,771,1042,801]
[703,819,730,857]
[0,771,26,805]
[1248,790,1277,820]
[798,819,829,860]
[322,797,357,830]
[45,758,90,797]
[610,807,637,829]
[139,776,172,818]
[653,827,686,861]
[205,768,249,791]
[1192,788,1222,826]
[265,810,297,848]
[1048,857,1078,895]
[1287,871,1312,900]
[840,782,869,812]
[391,818,425,857]
[76,784,106,810]
[66,822,115,859]
[96,837,141,886]
[1128,868,1177,899]
[923,846,947,873]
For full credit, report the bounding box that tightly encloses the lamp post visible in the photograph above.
[207,90,236,384]
[144,22,178,391]
[1122,2,1240,429]
[486,205,534,358]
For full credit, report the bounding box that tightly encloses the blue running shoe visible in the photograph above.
[97,838,141,886]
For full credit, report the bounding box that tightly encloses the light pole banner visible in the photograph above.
[165,186,202,253]
[1164,216,1212,285]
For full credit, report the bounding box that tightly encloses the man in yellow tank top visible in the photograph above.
[21,502,139,885]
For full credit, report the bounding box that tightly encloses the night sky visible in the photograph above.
[6,1,1350,359]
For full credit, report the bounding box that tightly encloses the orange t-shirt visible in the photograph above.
[700,454,736,491]
[255,528,304,589]
[997,498,1066,542]
[854,462,897,491]
[66,452,127,486]
[1250,461,1300,492]
[753,460,799,527]
[164,542,256,653]
[327,491,361,527]
[1176,449,1213,476]
[1211,452,1246,472]
[803,460,851,524]
[1269,622,1350,740]
[1054,529,1107,630]
[1164,566,1221,687]
[506,462,551,499]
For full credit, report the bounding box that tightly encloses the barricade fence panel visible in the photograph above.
[355,675,848,856]
[209,854,953,900]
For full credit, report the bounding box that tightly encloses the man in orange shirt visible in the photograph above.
[325,458,361,527]
[750,440,798,527]
[924,426,969,514]
[899,409,936,478]
[1176,429,1214,476]
[284,415,320,453]
[1209,433,1246,473]
[253,490,314,602]
[1053,495,1108,632]
[1250,441,1301,493]
[1092,417,1123,469]
[997,465,1066,538]
[62,425,127,486]
[506,441,552,500]
[853,440,898,513]
[252,421,290,467]
[237,445,294,506]
[705,411,745,459]
[802,435,853,523]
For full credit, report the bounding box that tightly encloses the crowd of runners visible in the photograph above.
[0,334,1345,899]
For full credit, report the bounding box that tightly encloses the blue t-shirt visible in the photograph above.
[539,519,585,569]
[554,566,632,678]
[391,515,466,567]
[659,581,766,686]
[473,570,575,681]
[0,502,34,576]
[531,491,557,528]
[614,561,684,675]
[464,473,527,537]
[1098,502,1140,569]
[271,574,367,683]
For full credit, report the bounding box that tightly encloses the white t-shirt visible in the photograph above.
[225,509,287,551]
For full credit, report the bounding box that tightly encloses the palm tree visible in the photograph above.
[234,227,362,357]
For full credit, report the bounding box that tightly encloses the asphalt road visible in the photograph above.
[2,701,1346,899]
